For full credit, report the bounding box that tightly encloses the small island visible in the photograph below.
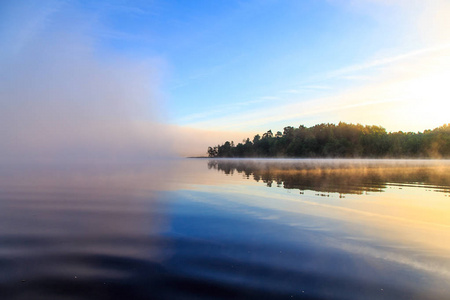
[207,122,450,158]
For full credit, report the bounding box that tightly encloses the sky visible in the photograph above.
[1,0,449,159]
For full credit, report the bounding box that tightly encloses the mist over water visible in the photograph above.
[0,1,174,163]
[207,158,450,194]
[2,2,450,299]
[1,159,450,299]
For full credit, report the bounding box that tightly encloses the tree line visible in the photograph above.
[207,122,450,158]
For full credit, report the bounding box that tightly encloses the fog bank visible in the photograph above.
[0,1,173,163]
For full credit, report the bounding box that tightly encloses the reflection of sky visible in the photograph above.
[1,158,450,298]
[186,159,450,284]
[166,187,450,298]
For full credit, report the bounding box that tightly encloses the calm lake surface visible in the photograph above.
[1,159,450,299]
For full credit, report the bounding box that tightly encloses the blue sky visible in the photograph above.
[93,1,401,120]
[1,0,450,157]
[89,0,449,132]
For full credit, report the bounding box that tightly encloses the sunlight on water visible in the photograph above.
[207,159,450,250]
[0,159,449,299]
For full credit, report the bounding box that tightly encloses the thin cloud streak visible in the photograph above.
[326,43,450,79]
[185,42,450,135]
[181,0,450,140]
[177,97,274,124]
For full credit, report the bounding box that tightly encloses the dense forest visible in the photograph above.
[207,123,450,158]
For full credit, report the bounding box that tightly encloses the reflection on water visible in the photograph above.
[206,159,450,254]
[0,159,450,299]
[208,158,450,194]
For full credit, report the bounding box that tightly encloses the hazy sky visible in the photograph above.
[1,0,449,158]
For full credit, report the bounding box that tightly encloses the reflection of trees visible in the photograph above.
[208,159,450,195]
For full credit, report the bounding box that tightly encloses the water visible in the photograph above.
[1,159,450,299]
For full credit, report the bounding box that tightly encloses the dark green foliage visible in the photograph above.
[207,123,450,158]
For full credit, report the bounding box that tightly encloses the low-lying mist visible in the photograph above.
[0,2,174,164]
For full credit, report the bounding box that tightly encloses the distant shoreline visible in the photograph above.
[188,156,450,160]
[207,122,450,159]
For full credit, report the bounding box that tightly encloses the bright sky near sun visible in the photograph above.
[1,0,450,158]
